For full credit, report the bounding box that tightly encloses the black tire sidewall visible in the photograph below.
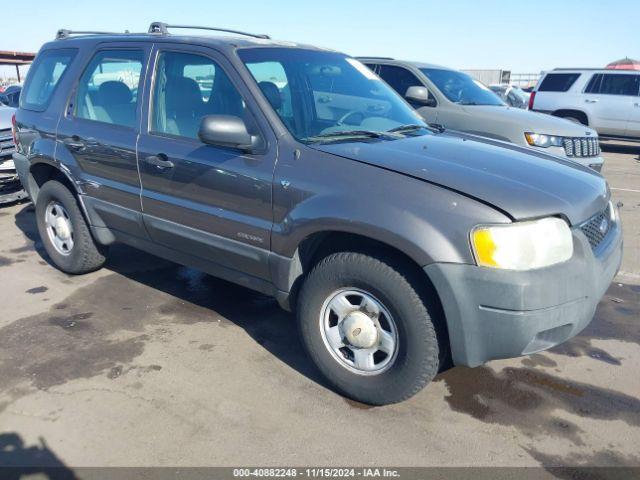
[298,253,439,405]
[35,181,99,274]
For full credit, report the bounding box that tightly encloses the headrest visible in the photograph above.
[258,81,282,110]
[98,81,132,105]
[165,76,203,111]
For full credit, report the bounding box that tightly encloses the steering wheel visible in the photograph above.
[336,110,364,126]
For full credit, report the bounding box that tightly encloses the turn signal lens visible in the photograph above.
[471,217,573,270]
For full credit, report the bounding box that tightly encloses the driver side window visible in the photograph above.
[151,51,251,140]
[378,65,435,106]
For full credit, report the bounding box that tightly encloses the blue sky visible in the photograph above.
[1,0,637,78]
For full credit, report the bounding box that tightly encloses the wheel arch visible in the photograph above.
[284,230,453,370]
[552,109,590,126]
[28,160,82,204]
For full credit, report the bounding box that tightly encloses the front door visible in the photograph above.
[137,44,277,281]
[56,43,150,237]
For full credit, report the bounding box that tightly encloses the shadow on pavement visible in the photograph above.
[12,205,331,393]
[9,204,640,416]
[0,432,76,479]
[600,141,640,158]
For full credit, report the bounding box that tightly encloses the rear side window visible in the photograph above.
[584,74,603,93]
[538,73,581,92]
[20,49,77,111]
[74,50,144,128]
[599,74,640,96]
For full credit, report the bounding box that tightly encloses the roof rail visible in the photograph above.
[552,68,618,71]
[355,56,395,60]
[148,22,270,39]
[56,29,125,40]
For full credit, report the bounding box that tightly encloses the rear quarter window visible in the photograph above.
[538,73,581,92]
[20,48,77,111]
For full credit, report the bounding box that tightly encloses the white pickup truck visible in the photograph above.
[530,69,640,142]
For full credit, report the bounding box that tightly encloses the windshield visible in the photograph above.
[510,86,530,104]
[238,48,428,142]
[420,68,504,106]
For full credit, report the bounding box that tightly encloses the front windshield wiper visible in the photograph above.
[458,101,503,106]
[306,130,397,143]
[389,123,446,134]
[387,124,427,133]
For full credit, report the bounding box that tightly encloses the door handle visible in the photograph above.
[585,99,599,104]
[144,154,174,170]
[63,136,85,151]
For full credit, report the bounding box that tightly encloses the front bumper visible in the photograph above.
[545,146,604,172]
[0,154,27,204]
[425,218,623,367]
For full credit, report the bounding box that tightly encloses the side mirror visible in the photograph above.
[198,115,259,153]
[405,86,436,107]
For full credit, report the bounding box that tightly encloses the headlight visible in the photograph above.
[524,132,564,148]
[471,217,573,270]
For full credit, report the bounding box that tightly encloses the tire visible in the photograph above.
[297,252,442,405]
[35,180,107,274]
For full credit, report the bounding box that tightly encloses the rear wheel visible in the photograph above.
[36,180,107,274]
[297,252,442,405]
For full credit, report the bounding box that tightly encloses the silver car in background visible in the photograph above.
[489,84,530,109]
[0,105,27,204]
[360,58,605,171]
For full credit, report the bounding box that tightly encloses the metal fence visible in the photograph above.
[462,69,541,88]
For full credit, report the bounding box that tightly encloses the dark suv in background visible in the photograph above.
[12,23,622,405]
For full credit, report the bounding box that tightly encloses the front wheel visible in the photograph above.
[297,252,443,405]
[35,180,107,274]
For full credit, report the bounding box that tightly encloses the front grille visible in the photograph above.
[0,128,15,160]
[563,137,600,158]
[580,204,612,250]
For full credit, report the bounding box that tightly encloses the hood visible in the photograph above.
[310,132,608,225]
[464,105,598,137]
[0,106,15,129]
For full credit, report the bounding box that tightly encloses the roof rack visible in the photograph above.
[56,29,125,40]
[148,22,270,39]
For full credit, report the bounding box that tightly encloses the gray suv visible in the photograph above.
[13,23,622,405]
[360,58,605,171]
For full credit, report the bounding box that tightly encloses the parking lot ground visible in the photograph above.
[0,144,638,471]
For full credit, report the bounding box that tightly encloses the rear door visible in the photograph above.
[136,43,277,281]
[624,74,640,138]
[56,42,150,238]
[582,73,638,136]
[532,72,582,112]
